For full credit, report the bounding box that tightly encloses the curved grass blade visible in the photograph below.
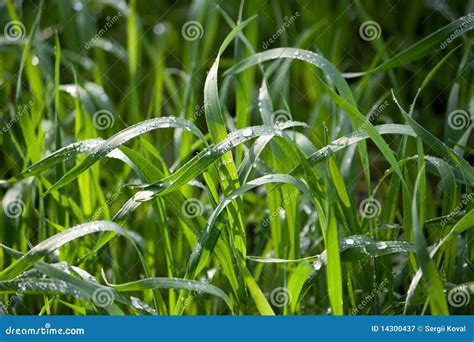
[45,117,206,194]
[187,174,314,277]
[115,122,306,220]
[224,48,406,186]
[373,15,473,73]
[391,91,474,185]
[307,235,414,282]
[34,262,155,314]
[12,139,138,182]
[0,221,142,281]
[404,209,474,313]
[109,146,244,304]
[102,271,232,311]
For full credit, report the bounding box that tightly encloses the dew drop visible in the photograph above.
[242,128,252,138]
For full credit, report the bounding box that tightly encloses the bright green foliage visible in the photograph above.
[0,1,473,315]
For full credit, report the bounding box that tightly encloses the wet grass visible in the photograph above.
[0,0,473,315]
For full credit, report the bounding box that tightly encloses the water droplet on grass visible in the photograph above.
[242,128,252,137]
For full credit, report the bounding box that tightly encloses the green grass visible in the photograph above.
[0,0,473,316]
